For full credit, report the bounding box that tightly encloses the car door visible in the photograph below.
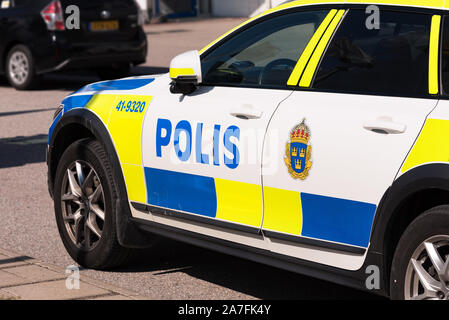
[140,8,337,232]
[0,1,11,58]
[262,8,440,257]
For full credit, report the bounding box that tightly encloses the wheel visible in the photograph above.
[54,139,134,269]
[97,63,130,80]
[390,205,449,300]
[6,44,40,90]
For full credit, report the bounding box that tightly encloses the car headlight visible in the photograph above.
[53,104,63,120]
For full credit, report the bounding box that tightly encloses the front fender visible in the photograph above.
[48,108,152,248]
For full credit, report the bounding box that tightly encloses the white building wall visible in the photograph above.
[211,0,289,17]
[211,0,266,17]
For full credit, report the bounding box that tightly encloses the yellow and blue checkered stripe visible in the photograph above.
[144,168,377,248]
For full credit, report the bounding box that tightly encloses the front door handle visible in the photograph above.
[230,105,263,120]
[363,117,406,135]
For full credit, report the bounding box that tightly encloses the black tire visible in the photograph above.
[97,63,131,80]
[390,205,449,300]
[5,44,41,90]
[54,139,134,269]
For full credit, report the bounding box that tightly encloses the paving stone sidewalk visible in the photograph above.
[0,248,146,300]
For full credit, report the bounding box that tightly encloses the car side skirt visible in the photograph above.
[131,215,387,297]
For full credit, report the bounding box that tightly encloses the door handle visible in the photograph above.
[363,117,407,135]
[230,105,263,120]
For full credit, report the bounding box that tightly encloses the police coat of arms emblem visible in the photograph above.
[284,119,312,180]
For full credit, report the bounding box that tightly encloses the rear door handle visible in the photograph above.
[230,105,263,120]
[363,118,407,135]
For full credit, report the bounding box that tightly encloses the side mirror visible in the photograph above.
[169,50,202,95]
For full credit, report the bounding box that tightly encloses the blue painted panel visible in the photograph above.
[144,167,217,218]
[48,112,62,144]
[62,95,93,113]
[75,78,154,94]
[300,193,377,248]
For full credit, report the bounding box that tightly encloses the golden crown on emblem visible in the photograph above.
[290,118,310,144]
[291,148,306,157]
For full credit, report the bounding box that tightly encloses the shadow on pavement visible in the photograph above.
[0,108,56,118]
[0,66,168,91]
[146,29,189,35]
[119,238,386,300]
[0,134,48,169]
[0,255,33,266]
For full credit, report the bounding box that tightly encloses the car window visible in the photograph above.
[0,0,28,8]
[13,0,29,6]
[441,16,449,95]
[313,10,431,97]
[201,10,331,89]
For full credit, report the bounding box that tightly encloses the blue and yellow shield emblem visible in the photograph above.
[284,119,312,180]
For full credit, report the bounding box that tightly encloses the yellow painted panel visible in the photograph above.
[122,164,146,203]
[262,187,302,236]
[346,0,444,7]
[169,68,195,79]
[429,15,441,95]
[287,9,338,86]
[278,0,445,9]
[85,94,117,124]
[299,9,346,87]
[107,95,153,165]
[401,119,449,173]
[215,179,263,227]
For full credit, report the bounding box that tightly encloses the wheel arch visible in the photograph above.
[369,163,449,295]
[48,108,152,248]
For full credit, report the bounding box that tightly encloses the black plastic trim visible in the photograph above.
[368,163,449,295]
[370,163,449,254]
[131,202,261,235]
[132,216,387,297]
[263,230,366,254]
[132,202,366,254]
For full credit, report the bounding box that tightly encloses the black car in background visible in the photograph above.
[0,0,147,90]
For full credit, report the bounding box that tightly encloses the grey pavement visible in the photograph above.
[0,18,383,300]
[0,248,145,300]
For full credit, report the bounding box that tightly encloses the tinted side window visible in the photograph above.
[313,10,431,97]
[441,16,449,94]
[13,0,30,6]
[201,10,330,88]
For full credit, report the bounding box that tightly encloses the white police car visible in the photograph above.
[48,0,449,300]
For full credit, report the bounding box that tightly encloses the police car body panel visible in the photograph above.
[48,0,449,299]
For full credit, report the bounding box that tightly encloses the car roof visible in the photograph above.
[276,0,449,11]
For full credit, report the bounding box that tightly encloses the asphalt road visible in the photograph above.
[0,18,383,300]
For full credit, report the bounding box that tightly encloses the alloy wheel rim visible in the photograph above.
[8,52,29,85]
[404,235,449,300]
[61,161,106,251]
